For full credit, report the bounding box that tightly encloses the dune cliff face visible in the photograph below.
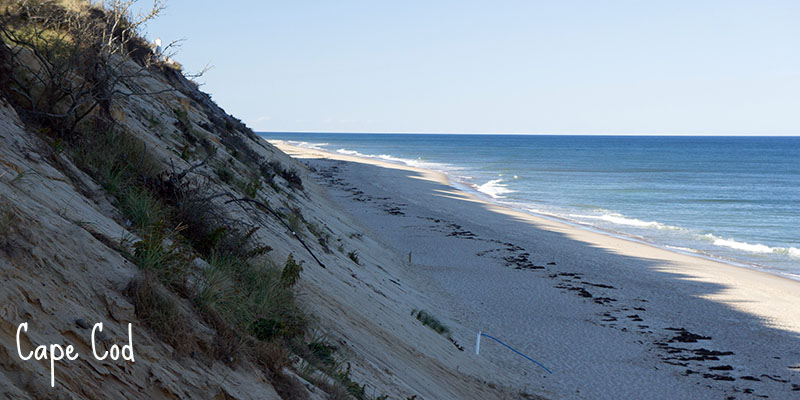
[0,3,527,399]
[0,46,295,398]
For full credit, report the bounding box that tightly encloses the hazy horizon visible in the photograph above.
[143,1,800,136]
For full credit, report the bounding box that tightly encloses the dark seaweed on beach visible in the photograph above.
[666,328,711,343]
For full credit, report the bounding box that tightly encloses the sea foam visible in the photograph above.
[569,213,684,231]
[476,179,515,199]
[285,140,328,150]
[334,148,454,171]
[700,234,800,258]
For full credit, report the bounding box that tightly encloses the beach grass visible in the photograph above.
[0,201,15,237]
[119,186,164,229]
[47,121,311,380]
[347,250,360,264]
[412,309,450,335]
[267,160,303,190]
[124,276,196,354]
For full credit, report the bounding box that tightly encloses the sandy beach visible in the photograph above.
[274,140,800,399]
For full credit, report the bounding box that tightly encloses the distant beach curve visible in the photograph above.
[263,133,800,281]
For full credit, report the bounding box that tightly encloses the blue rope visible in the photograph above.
[480,333,552,374]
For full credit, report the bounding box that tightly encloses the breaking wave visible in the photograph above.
[568,212,684,231]
[334,148,454,171]
[285,140,328,150]
[700,234,800,258]
[476,179,515,199]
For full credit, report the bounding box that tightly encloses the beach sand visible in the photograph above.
[274,141,800,399]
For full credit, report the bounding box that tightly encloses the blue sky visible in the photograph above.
[140,1,800,135]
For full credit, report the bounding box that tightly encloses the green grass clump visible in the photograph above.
[336,364,367,399]
[9,169,41,186]
[195,251,306,342]
[307,338,338,368]
[412,309,450,335]
[173,108,188,123]
[0,201,19,252]
[286,208,304,235]
[242,175,262,198]
[0,203,16,237]
[131,230,186,285]
[305,221,331,252]
[215,165,234,183]
[267,160,303,190]
[124,277,195,354]
[119,186,164,229]
[347,250,360,265]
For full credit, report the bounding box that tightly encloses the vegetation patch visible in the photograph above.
[412,309,450,335]
[347,250,360,265]
[0,201,16,237]
[0,200,19,253]
[411,309,464,351]
[286,207,304,235]
[215,165,234,184]
[119,186,164,229]
[0,2,379,397]
[124,276,196,355]
[305,220,332,252]
[281,253,304,288]
[268,160,302,190]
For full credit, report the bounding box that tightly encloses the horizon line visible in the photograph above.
[256,131,800,137]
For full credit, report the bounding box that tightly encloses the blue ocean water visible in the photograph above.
[260,133,800,279]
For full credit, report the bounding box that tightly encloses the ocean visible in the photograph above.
[259,133,800,280]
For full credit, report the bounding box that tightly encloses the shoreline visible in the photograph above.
[273,140,800,335]
[273,139,800,285]
[276,139,800,397]
[461,183,800,283]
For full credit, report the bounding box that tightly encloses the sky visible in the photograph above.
[137,1,800,135]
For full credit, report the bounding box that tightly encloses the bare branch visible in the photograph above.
[183,63,213,80]
[0,0,170,135]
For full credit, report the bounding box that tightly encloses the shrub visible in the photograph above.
[100,165,128,195]
[194,260,235,310]
[251,318,286,342]
[267,160,302,190]
[198,252,306,342]
[281,253,303,288]
[0,0,167,136]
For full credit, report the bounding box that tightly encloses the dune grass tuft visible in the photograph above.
[347,250,360,265]
[124,276,196,354]
[412,309,450,335]
[119,186,164,229]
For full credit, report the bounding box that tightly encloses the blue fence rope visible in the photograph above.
[480,333,552,374]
